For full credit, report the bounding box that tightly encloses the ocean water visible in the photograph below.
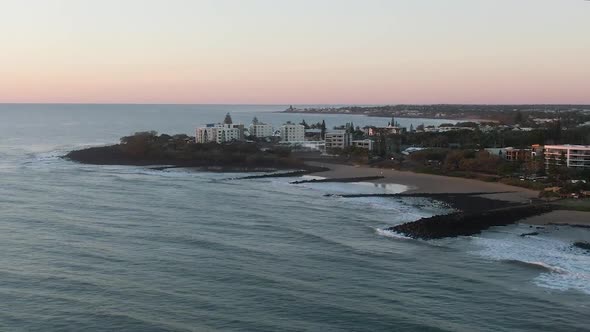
[0,104,589,331]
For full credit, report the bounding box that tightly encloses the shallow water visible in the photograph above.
[0,104,589,331]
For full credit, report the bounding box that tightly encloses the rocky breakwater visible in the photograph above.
[390,204,555,240]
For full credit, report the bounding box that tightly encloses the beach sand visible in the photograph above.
[307,162,590,227]
[307,162,538,203]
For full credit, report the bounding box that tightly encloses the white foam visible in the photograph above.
[375,228,411,240]
[471,234,590,295]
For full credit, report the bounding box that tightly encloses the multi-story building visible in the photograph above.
[280,124,305,142]
[196,124,244,144]
[544,145,590,169]
[325,130,352,150]
[352,139,374,151]
[249,123,273,138]
[504,147,532,162]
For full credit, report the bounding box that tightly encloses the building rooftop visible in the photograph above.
[545,144,590,149]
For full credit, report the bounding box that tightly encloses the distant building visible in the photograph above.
[531,144,544,158]
[352,139,374,151]
[365,126,405,136]
[504,147,532,162]
[484,147,532,162]
[280,124,305,142]
[249,123,273,138]
[544,145,590,169]
[438,126,475,132]
[196,123,244,144]
[325,131,353,150]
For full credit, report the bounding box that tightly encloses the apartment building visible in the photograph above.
[325,130,352,150]
[280,124,305,142]
[544,145,590,169]
[249,123,273,138]
[196,124,244,144]
[352,139,374,151]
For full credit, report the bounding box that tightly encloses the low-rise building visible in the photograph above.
[352,139,374,151]
[325,131,352,150]
[544,145,590,169]
[280,124,305,142]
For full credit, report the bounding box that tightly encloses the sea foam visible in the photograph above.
[471,233,590,295]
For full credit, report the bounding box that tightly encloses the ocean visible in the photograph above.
[0,104,589,331]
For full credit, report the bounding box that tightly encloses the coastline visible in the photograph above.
[282,110,492,122]
[305,161,590,227]
[305,162,538,202]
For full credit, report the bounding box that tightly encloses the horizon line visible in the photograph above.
[1,102,590,107]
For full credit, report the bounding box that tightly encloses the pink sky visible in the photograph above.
[1,0,589,104]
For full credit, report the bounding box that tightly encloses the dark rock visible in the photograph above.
[520,232,539,237]
[573,241,590,251]
[389,204,554,240]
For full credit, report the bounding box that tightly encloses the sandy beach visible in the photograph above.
[307,162,590,227]
[307,162,538,202]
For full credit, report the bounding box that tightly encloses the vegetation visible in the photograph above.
[66,131,306,170]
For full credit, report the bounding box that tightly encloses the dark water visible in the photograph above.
[0,104,589,331]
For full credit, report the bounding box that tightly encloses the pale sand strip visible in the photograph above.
[307,162,538,203]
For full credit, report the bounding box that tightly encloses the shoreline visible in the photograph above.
[281,110,495,122]
[305,161,590,228]
[305,161,538,202]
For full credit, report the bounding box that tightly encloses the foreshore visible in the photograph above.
[305,161,590,227]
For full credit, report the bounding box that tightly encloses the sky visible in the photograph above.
[0,0,589,104]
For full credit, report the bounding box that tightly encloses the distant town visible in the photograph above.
[194,107,590,199]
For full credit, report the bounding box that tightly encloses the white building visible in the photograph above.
[544,145,590,169]
[352,139,374,151]
[325,131,352,150]
[196,124,244,144]
[280,124,305,142]
[249,123,273,138]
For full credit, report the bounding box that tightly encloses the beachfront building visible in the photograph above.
[544,145,590,169]
[352,139,374,151]
[196,123,244,144]
[280,123,305,142]
[325,130,352,150]
[249,123,273,138]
